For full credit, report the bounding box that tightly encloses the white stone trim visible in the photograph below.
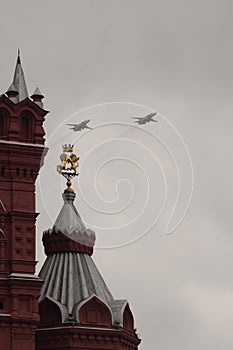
[0,140,45,148]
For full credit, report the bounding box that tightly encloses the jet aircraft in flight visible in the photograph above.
[67,119,93,131]
[132,112,158,124]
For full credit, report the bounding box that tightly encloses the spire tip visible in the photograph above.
[17,49,21,64]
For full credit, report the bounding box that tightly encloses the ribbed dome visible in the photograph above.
[40,191,114,320]
[39,252,114,316]
[39,191,133,328]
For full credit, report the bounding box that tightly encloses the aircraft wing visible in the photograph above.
[132,117,143,120]
[66,123,78,126]
[84,125,93,129]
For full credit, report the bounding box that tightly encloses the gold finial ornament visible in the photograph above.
[57,144,80,192]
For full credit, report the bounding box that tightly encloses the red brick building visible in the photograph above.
[0,52,48,349]
[0,54,141,350]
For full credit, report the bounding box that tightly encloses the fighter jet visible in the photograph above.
[132,112,158,125]
[66,119,93,131]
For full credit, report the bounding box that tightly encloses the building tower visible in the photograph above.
[0,53,48,350]
[36,146,141,350]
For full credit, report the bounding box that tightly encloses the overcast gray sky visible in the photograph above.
[1,1,233,349]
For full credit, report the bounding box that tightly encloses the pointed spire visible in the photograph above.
[17,49,21,64]
[32,87,44,98]
[31,87,44,108]
[12,50,29,102]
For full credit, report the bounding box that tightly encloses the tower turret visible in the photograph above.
[36,146,141,350]
[0,53,49,350]
[30,87,44,109]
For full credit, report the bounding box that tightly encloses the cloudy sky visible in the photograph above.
[1,1,233,349]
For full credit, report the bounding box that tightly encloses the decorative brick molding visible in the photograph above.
[43,229,94,256]
[36,326,141,350]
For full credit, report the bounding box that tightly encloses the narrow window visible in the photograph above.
[0,115,4,136]
[0,301,4,310]
[21,115,31,139]
[0,112,7,137]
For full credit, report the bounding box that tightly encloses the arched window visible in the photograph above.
[78,296,112,326]
[20,112,33,140]
[39,298,62,326]
[20,115,30,139]
[0,115,4,136]
[0,110,8,138]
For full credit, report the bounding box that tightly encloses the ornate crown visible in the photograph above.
[62,144,73,153]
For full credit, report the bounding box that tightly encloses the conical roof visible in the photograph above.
[31,86,44,97]
[42,192,95,254]
[39,191,117,320]
[12,51,28,101]
[53,192,88,235]
[38,188,140,344]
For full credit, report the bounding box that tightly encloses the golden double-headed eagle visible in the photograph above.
[57,144,80,193]
[57,144,80,173]
[58,152,79,172]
